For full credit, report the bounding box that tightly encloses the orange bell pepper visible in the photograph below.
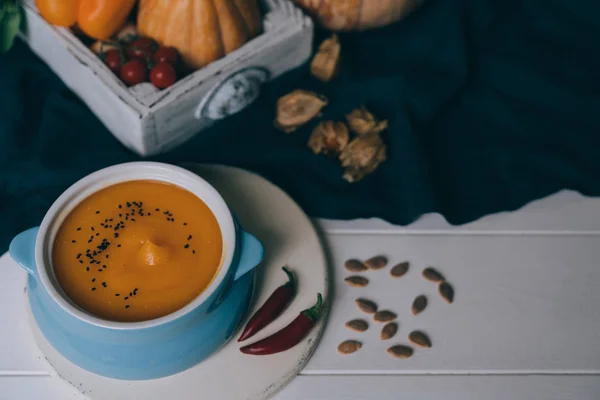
[35,0,136,40]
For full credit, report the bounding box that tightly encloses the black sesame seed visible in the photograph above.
[91,227,95,231]
[184,244,189,249]
[106,255,109,259]
[86,267,90,271]
[96,233,99,236]
[125,305,130,309]
[114,233,119,238]
[76,253,81,258]
[77,227,81,231]
[92,278,96,282]
[96,210,100,214]
[187,235,192,240]
[129,292,133,296]
[119,204,122,209]
[124,296,129,300]
[91,287,96,291]
[115,293,120,296]
[103,265,107,269]
[98,269,103,272]
[79,260,83,264]
[184,222,188,226]
[72,240,76,243]
[117,244,122,248]
[127,202,132,207]
[192,250,196,254]
[147,212,151,216]
[102,282,107,287]
[131,218,136,222]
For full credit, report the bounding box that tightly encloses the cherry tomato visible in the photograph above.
[128,37,157,62]
[120,59,148,86]
[152,46,180,66]
[103,49,123,75]
[150,62,177,89]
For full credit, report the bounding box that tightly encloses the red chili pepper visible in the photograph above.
[238,266,296,342]
[240,293,323,355]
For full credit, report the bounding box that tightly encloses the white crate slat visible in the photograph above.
[18,0,313,156]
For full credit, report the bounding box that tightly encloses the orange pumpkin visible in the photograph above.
[138,0,262,70]
[294,0,424,31]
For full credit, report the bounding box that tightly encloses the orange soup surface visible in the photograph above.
[53,180,223,322]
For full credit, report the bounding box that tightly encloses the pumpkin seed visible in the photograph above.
[374,310,397,323]
[439,281,455,303]
[345,276,369,287]
[380,322,398,340]
[344,259,368,272]
[387,345,413,359]
[422,267,445,283]
[345,319,369,332]
[411,295,427,315]
[365,255,387,270]
[355,298,378,314]
[390,261,409,278]
[409,331,432,348]
[338,340,362,355]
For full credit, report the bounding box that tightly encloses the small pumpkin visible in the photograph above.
[138,0,262,70]
[294,0,424,31]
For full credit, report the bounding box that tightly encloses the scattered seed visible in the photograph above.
[411,295,427,315]
[390,261,410,278]
[355,298,377,314]
[345,319,369,332]
[365,255,387,270]
[374,310,397,323]
[344,259,368,272]
[409,331,432,348]
[387,345,413,359]
[422,267,445,283]
[439,281,455,303]
[337,340,362,355]
[380,322,398,340]
[345,276,369,287]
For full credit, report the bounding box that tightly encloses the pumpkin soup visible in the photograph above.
[52,180,223,322]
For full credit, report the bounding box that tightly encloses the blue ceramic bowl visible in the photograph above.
[9,162,264,380]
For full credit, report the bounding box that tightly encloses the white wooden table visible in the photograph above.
[2,189,600,399]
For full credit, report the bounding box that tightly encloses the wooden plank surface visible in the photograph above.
[278,375,600,400]
[304,234,600,373]
[320,190,600,233]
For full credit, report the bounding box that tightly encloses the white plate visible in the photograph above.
[8,164,329,400]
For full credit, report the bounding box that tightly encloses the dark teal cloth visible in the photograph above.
[1,0,600,252]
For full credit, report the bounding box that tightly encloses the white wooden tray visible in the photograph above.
[18,0,313,156]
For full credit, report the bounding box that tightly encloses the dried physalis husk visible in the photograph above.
[339,133,387,183]
[308,121,349,156]
[345,106,388,136]
[275,90,328,133]
[311,34,341,82]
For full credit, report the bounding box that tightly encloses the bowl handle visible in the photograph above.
[234,231,264,281]
[9,227,39,277]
